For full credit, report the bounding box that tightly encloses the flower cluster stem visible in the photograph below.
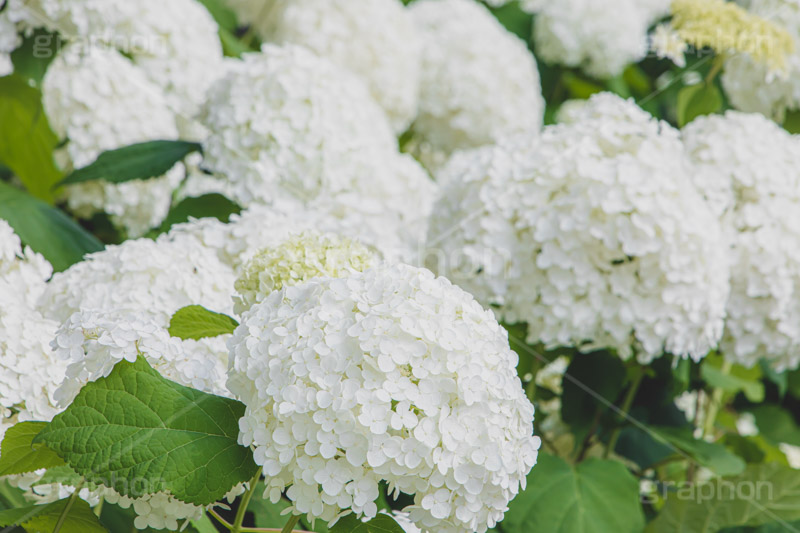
[230,468,263,533]
[604,365,645,459]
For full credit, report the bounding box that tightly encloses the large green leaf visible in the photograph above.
[650,426,746,476]
[676,82,723,127]
[35,357,258,506]
[169,305,239,341]
[10,29,61,86]
[750,405,800,447]
[702,354,764,403]
[646,463,800,533]
[0,181,104,272]
[57,140,202,187]
[0,75,62,202]
[329,514,405,533]
[0,421,65,476]
[502,452,644,533]
[561,351,626,444]
[195,0,237,30]
[0,498,106,533]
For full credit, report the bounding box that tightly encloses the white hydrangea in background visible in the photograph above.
[0,11,20,76]
[228,263,539,533]
[409,0,544,166]
[168,200,424,274]
[721,0,800,122]
[525,0,670,79]
[42,44,184,237]
[249,0,421,133]
[7,0,224,125]
[683,111,800,370]
[198,45,436,241]
[233,232,378,315]
[426,93,730,363]
[38,233,236,397]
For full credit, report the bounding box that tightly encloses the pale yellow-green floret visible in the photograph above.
[233,232,378,314]
[670,0,794,72]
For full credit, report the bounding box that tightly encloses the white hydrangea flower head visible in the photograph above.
[51,308,229,411]
[167,199,423,274]
[228,263,539,533]
[198,45,435,233]
[38,234,236,396]
[252,0,421,133]
[0,219,53,308]
[234,232,378,315]
[0,220,63,424]
[409,0,544,158]
[0,11,20,76]
[721,0,800,121]
[526,0,671,79]
[42,44,184,237]
[427,93,730,363]
[9,0,223,123]
[102,490,203,531]
[682,111,800,370]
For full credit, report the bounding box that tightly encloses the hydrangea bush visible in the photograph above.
[2,1,800,533]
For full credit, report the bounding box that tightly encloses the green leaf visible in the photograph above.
[562,72,605,100]
[10,29,61,86]
[57,140,202,187]
[702,364,764,403]
[0,498,106,533]
[0,479,28,510]
[168,305,239,341]
[750,405,800,447]
[34,357,258,506]
[561,351,626,444]
[503,452,644,533]
[195,0,238,31]
[0,421,65,476]
[676,82,722,127]
[782,109,800,134]
[0,181,104,272]
[0,75,62,202]
[329,514,405,533]
[219,28,253,58]
[651,426,746,476]
[646,463,800,533]
[154,193,241,235]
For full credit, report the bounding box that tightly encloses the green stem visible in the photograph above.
[231,468,263,533]
[93,498,104,518]
[705,54,726,85]
[280,515,301,533]
[702,360,733,439]
[604,365,646,459]
[53,482,84,533]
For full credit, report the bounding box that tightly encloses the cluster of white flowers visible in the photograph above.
[0,11,20,76]
[168,201,422,273]
[39,233,236,396]
[427,93,730,362]
[721,0,800,122]
[234,232,378,315]
[7,0,223,123]
[525,0,670,79]
[42,44,184,237]
[409,0,544,164]
[52,310,224,403]
[198,44,436,241]
[683,111,800,370]
[103,490,204,531]
[228,263,539,533]
[250,0,421,133]
[0,220,63,426]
